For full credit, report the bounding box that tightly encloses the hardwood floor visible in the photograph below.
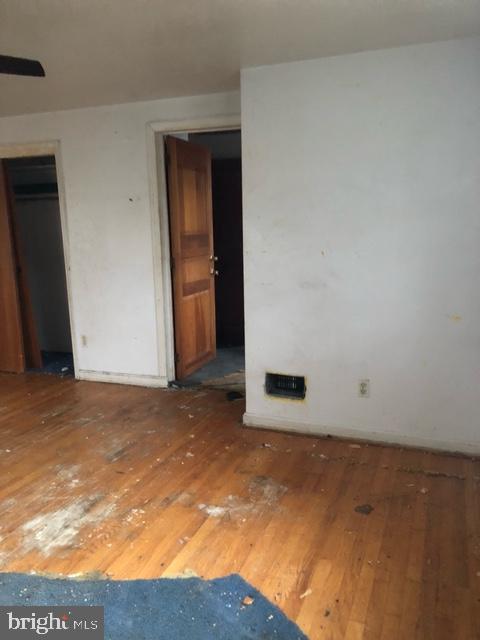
[0,373,479,639]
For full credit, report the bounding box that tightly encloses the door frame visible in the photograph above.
[147,115,241,382]
[0,140,78,376]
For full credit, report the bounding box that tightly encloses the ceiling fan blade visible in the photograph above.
[0,55,45,77]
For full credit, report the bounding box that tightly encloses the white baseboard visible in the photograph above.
[76,369,169,388]
[243,412,479,456]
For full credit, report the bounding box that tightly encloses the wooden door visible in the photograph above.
[166,136,216,379]
[0,161,42,372]
[0,162,25,372]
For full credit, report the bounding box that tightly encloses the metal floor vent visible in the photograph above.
[265,373,306,399]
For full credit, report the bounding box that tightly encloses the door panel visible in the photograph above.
[4,166,42,369]
[166,136,216,380]
[0,162,25,373]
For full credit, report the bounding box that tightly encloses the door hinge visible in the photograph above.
[174,352,180,363]
[170,257,175,273]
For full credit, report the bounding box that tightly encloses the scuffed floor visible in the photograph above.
[0,373,479,639]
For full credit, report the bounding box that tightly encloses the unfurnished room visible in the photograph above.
[0,2,479,639]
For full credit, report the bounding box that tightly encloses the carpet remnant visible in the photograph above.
[30,351,74,377]
[0,572,308,639]
[202,370,245,392]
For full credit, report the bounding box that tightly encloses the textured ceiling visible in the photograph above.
[1,0,479,116]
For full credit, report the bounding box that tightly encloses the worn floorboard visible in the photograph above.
[0,373,479,639]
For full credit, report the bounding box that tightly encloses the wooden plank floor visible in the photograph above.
[0,373,479,639]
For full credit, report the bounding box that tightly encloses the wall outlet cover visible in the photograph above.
[358,379,370,398]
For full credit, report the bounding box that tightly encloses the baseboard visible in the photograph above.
[243,412,480,456]
[76,369,169,388]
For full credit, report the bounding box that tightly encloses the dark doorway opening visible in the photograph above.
[2,156,73,377]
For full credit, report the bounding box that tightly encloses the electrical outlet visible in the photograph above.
[358,379,370,398]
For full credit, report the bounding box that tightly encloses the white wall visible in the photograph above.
[0,91,240,385]
[241,37,480,453]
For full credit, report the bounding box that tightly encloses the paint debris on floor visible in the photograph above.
[0,376,478,639]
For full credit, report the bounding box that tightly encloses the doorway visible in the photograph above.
[0,156,73,376]
[164,129,244,391]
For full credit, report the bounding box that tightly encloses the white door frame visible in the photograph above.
[0,140,78,376]
[146,114,241,382]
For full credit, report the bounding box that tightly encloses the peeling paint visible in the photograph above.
[198,476,288,520]
[21,495,116,556]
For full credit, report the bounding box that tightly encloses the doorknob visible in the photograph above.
[210,267,219,276]
[209,255,219,262]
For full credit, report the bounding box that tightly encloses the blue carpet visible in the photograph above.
[0,573,308,639]
[30,351,74,376]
